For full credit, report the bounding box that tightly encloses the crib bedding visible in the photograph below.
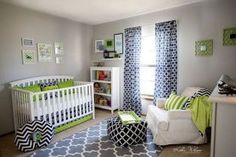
[36,104,92,126]
[10,76,95,133]
[33,92,91,116]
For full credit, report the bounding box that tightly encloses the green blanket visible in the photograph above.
[188,96,212,135]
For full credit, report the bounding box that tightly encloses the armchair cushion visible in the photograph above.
[168,109,192,120]
[164,93,189,110]
[156,98,167,108]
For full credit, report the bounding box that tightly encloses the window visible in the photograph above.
[140,25,156,97]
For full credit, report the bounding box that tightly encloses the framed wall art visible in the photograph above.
[37,43,53,62]
[21,38,34,47]
[195,40,213,56]
[22,49,36,64]
[56,57,63,64]
[114,33,123,54]
[54,42,64,55]
[223,27,236,46]
[105,39,114,51]
[95,40,104,53]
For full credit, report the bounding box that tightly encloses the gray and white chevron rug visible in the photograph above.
[31,120,162,157]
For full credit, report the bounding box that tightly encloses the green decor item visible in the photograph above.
[195,40,213,56]
[22,50,36,64]
[22,84,41,92]
[118,111,141,125]
[18,85,43,101]
[54,114,93,134]
[223,27,236,46]
[105,39,114,51]
[164,92,188,110]
[58,80,75,88]
[42,85,58,91]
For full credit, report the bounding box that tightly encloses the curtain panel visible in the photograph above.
[123,26,142,116]
[154,20,178,101]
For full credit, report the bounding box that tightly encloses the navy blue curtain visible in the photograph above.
[154,20,177,102]
[123,26,142,116]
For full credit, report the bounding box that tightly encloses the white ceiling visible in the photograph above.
[0,0,203,25]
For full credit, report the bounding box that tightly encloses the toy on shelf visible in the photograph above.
[94,83,100,93]
[99,97,108,106]
[98,71,106,80]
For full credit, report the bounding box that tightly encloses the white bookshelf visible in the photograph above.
[90,67,120,114]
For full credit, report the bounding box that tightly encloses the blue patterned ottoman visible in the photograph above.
[107,117,147,147]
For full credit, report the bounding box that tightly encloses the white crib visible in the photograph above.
[10,75,95,133]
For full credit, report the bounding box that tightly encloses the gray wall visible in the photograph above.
[92,0,236,105]
[0,3,93,135]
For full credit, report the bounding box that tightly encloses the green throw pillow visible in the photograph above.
[164,92,189,110]
[58,80,75,88]
[58,80,75,95]
[21,84,42,101]
[22,84,41,92]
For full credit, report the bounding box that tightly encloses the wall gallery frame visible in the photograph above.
[21,38,34,47]
[22,49,36,64]
[54,42,64,55]
[37,43,53,62]
[56,57,63,64]
[105,39,114,51]
[95,40,105,53]
[195,40,213,56]
[223,27,236,46]
[114,33,123,54]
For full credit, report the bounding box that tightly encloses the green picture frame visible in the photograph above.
[22,49,36,64]
[223,27,236,46]
[195,40,213,56]
[105,39,114,51]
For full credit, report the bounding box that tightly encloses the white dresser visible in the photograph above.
[209,75,236,157]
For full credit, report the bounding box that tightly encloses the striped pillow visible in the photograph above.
[164,93,189,110]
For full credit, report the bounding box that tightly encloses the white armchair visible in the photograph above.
[146,87,207,145]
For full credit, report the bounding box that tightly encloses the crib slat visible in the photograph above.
[78,87,82,116]
[74,87,79,117]
[62,90,66,122]
[11,91,17,132]
[85,86,88,114]
[29,93,34,122]
[82,86,85,115]
[69,88,75,119]
[52,91,56,126]
[41,94,46,121]
[91,83,95,119]
[18,92,23,127]
[47,92,52,125]
[35,93,40,120]
[57,91,62,125]
[88,85,92,113]
[66,88,70,120]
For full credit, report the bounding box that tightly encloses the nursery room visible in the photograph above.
[0,0,236,157]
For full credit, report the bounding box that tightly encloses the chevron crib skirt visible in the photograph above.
[14,120,54,152]
[107,117,147,147]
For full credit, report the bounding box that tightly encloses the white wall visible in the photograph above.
[91,0,236,106]
[0,3,93,135]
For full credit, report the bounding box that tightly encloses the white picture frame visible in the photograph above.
[22,49,36,64]
[56,57,63,64]
[37,43,53,62]
[21,38,34,47]
[54,42,64,55]
[95,40,104,53]
[114,33,123,54]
